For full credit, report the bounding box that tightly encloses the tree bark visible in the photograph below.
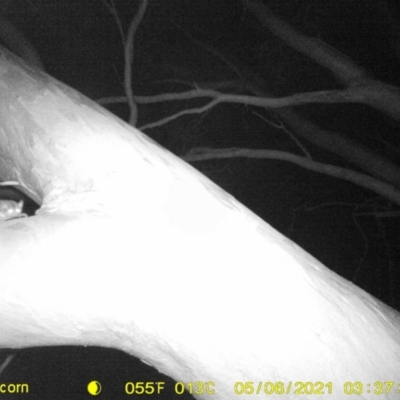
[0,46,399,399]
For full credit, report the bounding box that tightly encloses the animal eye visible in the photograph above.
[0,200,25,220]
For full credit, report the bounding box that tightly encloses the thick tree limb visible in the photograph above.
[0,46,399,399]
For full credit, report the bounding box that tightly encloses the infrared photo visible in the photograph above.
[0,0,400,399]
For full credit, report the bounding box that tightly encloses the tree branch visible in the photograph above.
[184,147,400,206]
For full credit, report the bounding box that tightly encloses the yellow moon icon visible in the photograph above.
[87,381,102,395]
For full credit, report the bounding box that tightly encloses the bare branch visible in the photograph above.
[253,112,312,159]
[0,354,14,376]
[182,37,400,190]
[184,147,400,206]
[124,0,148,127]
[98,82,400,122]
[241,0,400,121]
[241,0,368,86]
[139,99,220,131]
[100,0,125,49]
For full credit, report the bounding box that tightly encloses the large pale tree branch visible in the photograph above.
[0,46,400,397]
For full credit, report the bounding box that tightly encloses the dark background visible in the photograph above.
[0,0,399,398]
